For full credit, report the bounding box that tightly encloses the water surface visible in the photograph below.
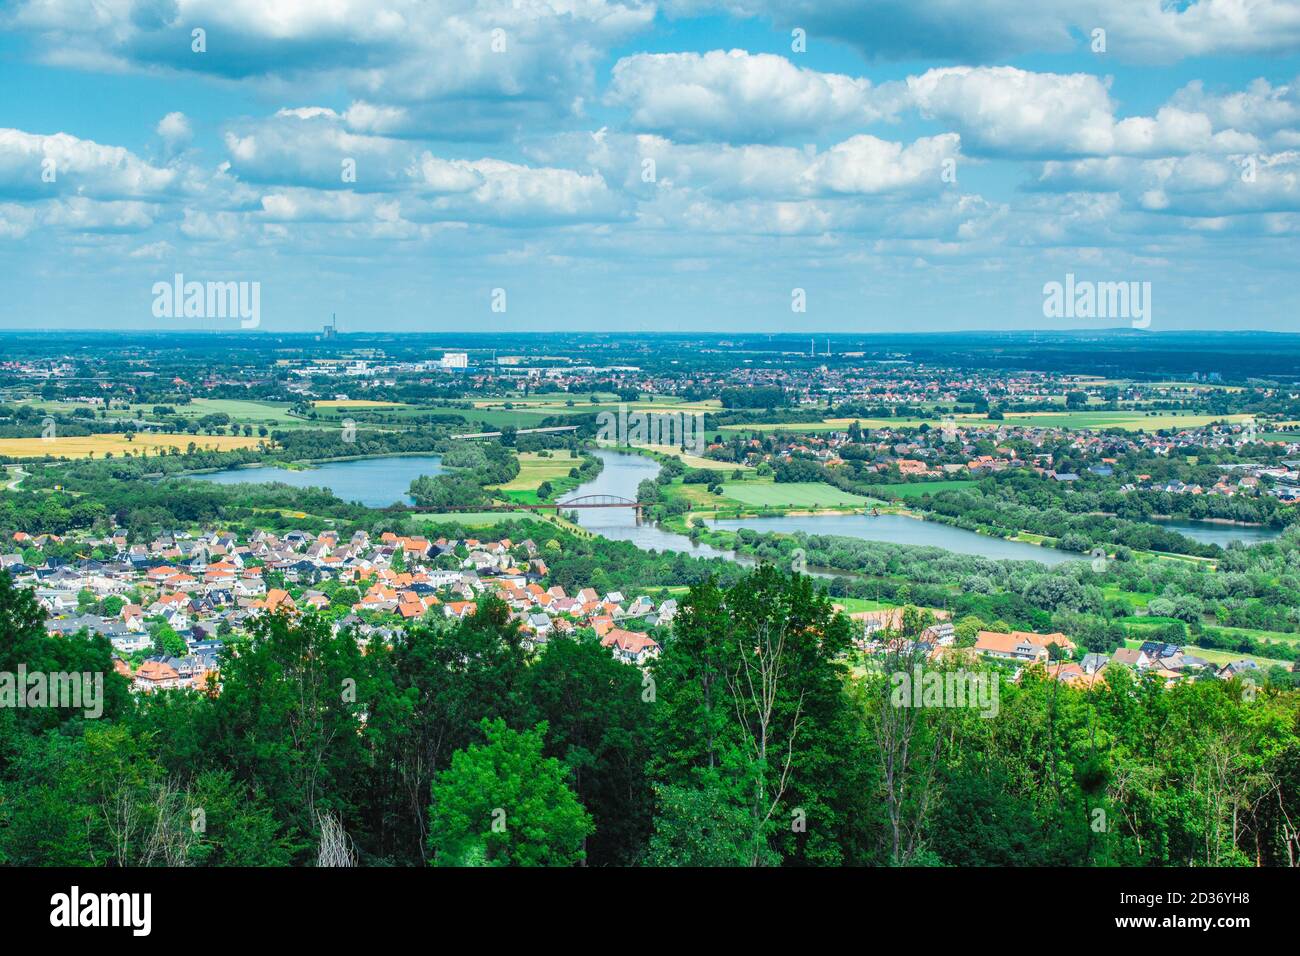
[192,455,445,508]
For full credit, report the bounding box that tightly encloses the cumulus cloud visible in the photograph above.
[223,108,414,190]
[1032,151,1300,218]
[907,67,1258,158]
[532,130,960,200]
[156,111,193,153]
[6,0,657,139]
[1169,77,1300,142]
[667,0,1300,63]
[219,108,623,224]
[0,128,177,199]
[607,49,902,142]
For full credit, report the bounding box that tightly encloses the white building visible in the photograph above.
[440,352,468,370]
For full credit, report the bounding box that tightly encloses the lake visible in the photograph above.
[709,513,1079,565]
[192,455,445,508]
[193,449,1083,565]
[1151,517,1282,547]
[570,451,1078,565]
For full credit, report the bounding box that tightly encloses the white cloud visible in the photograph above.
[669,1,1300,63]
[607,49,901,142]
[0,128,177,199]
[156,112,193,152]
[1169,78,1300,141]
[1034,151,1300,218]
[807,134,960,194]
[907,67,1258,158]
[6,0,657,139]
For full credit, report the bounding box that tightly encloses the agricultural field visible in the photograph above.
[876,480,980,499]
[313,399,409,409]
[145,398,302,426]
[0,433,265,459]
[985,411,1254,430]
[424,396,723,433]
[408,510,533,527]
[490,452,580,492]
[718,480,879,509]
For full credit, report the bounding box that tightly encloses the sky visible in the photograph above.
[1,0,1299,335]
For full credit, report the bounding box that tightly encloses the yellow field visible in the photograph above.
[313,400,407,409]
[490,452,578,492]
[0,433,265,459]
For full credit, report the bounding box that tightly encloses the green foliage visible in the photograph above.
[427,718,594,866]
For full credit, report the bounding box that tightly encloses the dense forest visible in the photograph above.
[0,566,1295,867]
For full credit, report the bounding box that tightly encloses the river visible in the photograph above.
[568,451,1078,565]
[194,449,1083,564]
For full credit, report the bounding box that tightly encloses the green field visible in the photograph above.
[156,398,301,425]
[877,480,980,499]
[718,480,879,509]
[409,511,532,527]
[829,597,898,614]
[490,452,579,493]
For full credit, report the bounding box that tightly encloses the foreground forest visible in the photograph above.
[0,566,1295,867]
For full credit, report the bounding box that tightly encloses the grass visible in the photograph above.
[0,433,265,459]
[1101,586,1156,610]
[408,511,533,527]
[490,452,579,493]
[874,480,980,499]
[717,480,879,509]
[1204,624,1300,647]
[830,597,898,614]
[313,400,409,409]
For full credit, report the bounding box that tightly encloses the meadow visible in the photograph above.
[490,452,580,492]
[313,399,410,409]
[876,480,981,499]
[718,480,879,509]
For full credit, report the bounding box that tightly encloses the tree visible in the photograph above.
[375,597,527,863]
[650,569,872,866]
[643,773,766,866]
[207,611,384,858]
[427,718,594,866]
[520,634,653,865]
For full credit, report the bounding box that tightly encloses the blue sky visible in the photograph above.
[1,1,1299,334]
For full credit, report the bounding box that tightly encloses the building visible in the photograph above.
[974,631,1049,664]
